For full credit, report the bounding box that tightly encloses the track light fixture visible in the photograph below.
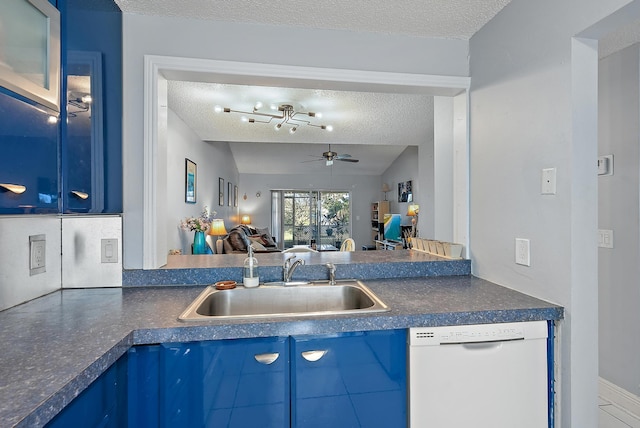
[214,102,333,133]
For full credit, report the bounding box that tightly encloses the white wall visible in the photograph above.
[167,108,239,254]
[434,97,454,242]
[239,173,381,249]
[121,14,470,269]
[382,146,420,229]
[598,44,640,397]
[469,1,632,426]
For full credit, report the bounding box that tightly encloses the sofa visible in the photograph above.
[222,225,281,254]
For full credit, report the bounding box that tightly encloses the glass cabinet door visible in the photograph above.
[0,0,60,112]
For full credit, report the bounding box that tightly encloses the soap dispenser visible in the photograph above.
[243,245,259,288]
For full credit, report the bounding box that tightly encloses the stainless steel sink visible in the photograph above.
[178,280,389,321]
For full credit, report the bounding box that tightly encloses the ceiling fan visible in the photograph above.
[305,145,360,166]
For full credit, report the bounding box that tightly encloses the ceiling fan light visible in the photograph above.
[289,126,297,134]
[326,159,333,166]
[274,123,282,131]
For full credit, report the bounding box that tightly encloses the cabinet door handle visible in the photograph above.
[254,353,279,365]
[301,350,327,362]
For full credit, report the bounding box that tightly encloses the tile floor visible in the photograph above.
[599,398,640,428]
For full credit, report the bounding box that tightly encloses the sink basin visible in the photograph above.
[178,280,389,321]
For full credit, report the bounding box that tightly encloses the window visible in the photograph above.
[272,190,351,249]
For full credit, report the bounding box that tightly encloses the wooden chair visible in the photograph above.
[340,238,355,252]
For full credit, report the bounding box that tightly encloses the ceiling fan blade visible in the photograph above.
[335,153,352,159]
[301,158,325,163]
[337,158,359,163]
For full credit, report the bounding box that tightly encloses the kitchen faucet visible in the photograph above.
[283,255,305,283]
[326,263,336,285]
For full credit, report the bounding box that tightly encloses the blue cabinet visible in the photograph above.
[45,352,128,428]
[128,336,289,427]
[47,330,407,427]
[292,330,407,428]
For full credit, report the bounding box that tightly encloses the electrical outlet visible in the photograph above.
[515,238,530,266]
[101,238,119,263]
[29,234,46,275]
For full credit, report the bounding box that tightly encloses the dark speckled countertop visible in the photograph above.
[0,275,563,427]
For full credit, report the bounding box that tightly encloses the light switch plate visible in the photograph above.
[598,155,614,176]
[541,168,557,195]
[598,229,614,248]
[101,238,119,263]
[29,234,46,275]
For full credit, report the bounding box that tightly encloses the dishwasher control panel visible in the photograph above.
[409,321,547,346]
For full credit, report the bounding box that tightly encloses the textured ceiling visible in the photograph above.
[114,0,512,40]
[119,0,513,175]
[168,82,432,175]
[600,18,640,59]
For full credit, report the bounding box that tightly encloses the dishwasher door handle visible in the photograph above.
[461,342,504,351]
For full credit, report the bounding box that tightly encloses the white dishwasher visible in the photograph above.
[408,321,549,428]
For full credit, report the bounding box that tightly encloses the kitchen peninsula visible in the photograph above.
[0,253,563,427]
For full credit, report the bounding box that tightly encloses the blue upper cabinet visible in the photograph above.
[0,90,59,213]
[61,0,122,213]
[0,0,123,215]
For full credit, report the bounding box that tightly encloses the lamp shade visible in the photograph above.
[241,215,251,225]
[209,219,228,236]
[381,183,390,193]
[407,204,419,216]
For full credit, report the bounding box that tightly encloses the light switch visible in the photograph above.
[598,155,614,176]
[598,229,613,249]
[101,238,118,263]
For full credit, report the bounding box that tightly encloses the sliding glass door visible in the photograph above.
[273,190,351,249]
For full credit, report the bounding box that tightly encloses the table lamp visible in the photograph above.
[241,215,251,225]
[407,204,419,237]
[209,219,228,254]
[382,183,390,201]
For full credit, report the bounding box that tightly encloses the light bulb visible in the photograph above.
[316,112,322,119]
[274,123,282,131]
[289,127,297,134]
[47,115,58,124]
[270,103,278,111]
[325,125,333,132]
[81,95,92,104]
[214,105,223,113]
[241,116,249,122]
[254,101,263,110]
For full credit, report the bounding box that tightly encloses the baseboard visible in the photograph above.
[599,377,640,419]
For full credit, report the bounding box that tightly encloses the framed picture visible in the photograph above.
[234,185,238,207]
[398,180,413,203]
[218,177,224,206]
[228,182,232,206]
[185,159,196,203]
